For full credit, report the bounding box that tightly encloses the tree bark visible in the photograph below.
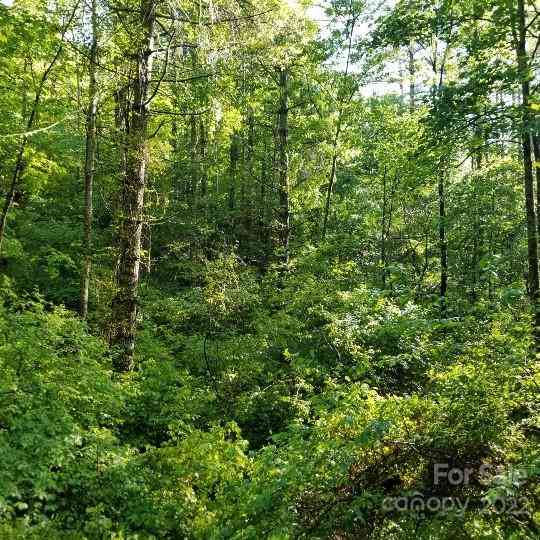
[532,134,540,241]
[515,0,540,348]
[438,167,448,316]
[0,144,26,256]
[408,43,416,112]
[110,0,155,371]
[431,37,450,317]
[245,110,255,218]
[189,115,199,209]
[228,131,240,213]
[258,142,269,270]
[380,167,388,288]
[198,118,207,211]
[277,68,290,267]
[80,0,99,319]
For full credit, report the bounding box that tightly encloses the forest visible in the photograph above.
[0,0,539,537]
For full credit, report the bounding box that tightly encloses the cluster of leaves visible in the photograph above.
[1,0,540,538]
[1,234,540,538]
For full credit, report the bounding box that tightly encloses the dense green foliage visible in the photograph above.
[0,0,539,538]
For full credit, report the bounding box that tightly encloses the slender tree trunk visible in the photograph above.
[438,167,448,316]
[213,118,223,197]
[322,153,338,239]
[382,171,398,290]
[258,143,268,270]
[245,110,255,230]
[321,15,357,240]
[198,118,207,213]
[228,131,240,213]
[408,44,416,112]
[521,130,540,345]
[488,187,495,301]
[380,167,388,288]
[190,115,199,209]
[144,222,152,274]
[269,134,278,264]
[532,134,540,241]
[277,68,290,267]
[515,0,540,348]
[471,134,483,302]
[110,0,155,371]
[112,84,128,277]
[430,39,450,317]
[80,0,99,319]
[0,144,26,256]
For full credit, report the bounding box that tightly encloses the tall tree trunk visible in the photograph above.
[521,130,540,345]
[438,167,448,316]
[0,144,26,256]
[515,0,540,348]
[321,15,357,240]
[258,142,269,270]
[277,68,290,267]
[198,118,207,213]
[431,38,450,317]
[228,131,240,213]
[245,110,255,229]
[112,84,128,278]
[80,0,99,319]
[110,0,155,371]
[408,43,416,112]
[470,128,483,302]
[380,167,388,288]
[322,153,338,240]
[189,115,199,209]
[532,134,540,241]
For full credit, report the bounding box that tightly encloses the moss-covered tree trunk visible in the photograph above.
[110,0,155,371]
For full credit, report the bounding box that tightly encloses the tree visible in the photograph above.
[321,1,360,240]
[80,0,99,319]
[0,1,79,255]
[512,0,540,347]
[109,0,156,371]
[277,67,290,267]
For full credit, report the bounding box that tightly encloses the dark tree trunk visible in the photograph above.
[0,144,26,256]
[515,0,540,348]
[245,110,255,221]
[277,68,290,267]
[190,115,199,209]
[258,143,269,270]
[532,134,540,241]
[438,167,448,316]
